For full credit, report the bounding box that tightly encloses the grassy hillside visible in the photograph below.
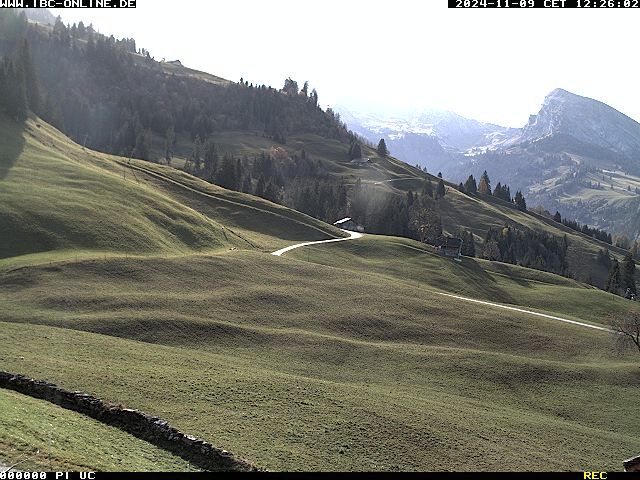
[2,257,639,471]
[287,235,637,326]
[2,116,639,471]
[0,115,344,270]
[148,125,630,287]
[0,389,200,472]
[1,245,639,470]
[533,165,640,238]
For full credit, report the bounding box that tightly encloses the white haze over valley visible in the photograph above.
[59,0,640,128]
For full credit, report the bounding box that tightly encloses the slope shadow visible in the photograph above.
[0,120,25,180]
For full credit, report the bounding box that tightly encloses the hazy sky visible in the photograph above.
[59,1,639,127]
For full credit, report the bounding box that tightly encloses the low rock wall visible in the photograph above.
[0,371,261,472]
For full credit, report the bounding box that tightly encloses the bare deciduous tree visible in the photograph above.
[610,313,640,354]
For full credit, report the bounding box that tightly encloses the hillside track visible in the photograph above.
[273,233,612,333]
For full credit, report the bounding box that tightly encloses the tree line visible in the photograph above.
[0,37,39,121]
[0,9,352,160]
[482,225,570,277]
[458,171,527,211]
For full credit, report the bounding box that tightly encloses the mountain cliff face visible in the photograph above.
[449,89,640,238]
[338,90,640,238]
[505,88,640,162]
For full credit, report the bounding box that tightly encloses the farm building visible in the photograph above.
[333,217,364,232]
[333,217,356,231]
[438,237,463,258]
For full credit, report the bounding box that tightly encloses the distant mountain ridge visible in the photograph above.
[336,107,517,173]
[503,88,640,161]
[338,89,640,238]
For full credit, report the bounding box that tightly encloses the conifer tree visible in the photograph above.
[18,39,40,114]
[436,179,446,198]
[348,142,362,160]
[514,190,527,211]
[466,231,476,257]
[622,252,637,295]
[254,175,266,198]
[478,170,492,195]
[377,138,388,156]
[606,259,622,295]
[464,175,477,194]
[1,59,28,120]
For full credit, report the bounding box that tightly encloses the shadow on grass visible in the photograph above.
[455,257,517,304]
[0,119,25,180]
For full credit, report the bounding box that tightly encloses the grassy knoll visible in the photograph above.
[287,234,638,326]
[0,389,199,472]
[0,115,239,263]
[1,250,639,471]
[0,115,343,270]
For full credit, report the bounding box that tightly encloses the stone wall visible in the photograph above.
[0,371,262,472]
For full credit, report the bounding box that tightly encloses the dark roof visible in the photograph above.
[441,237,462,249]
[333,217,353,226]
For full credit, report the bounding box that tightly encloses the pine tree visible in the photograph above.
[606,259,622,295]
[553,211,562,223]
[459,229,475,257]
[18,39,40,115]
[377,138,388,156]
[187,135,202,173]
[254,175,266,198]
[494,182,503,199]
[164,125,175,165]
[422,178,434,198]
[133,128,151,160]
[1,59,28,120]
[514,190,527,211]
[0,63,6,113]
[241,173,252,193]
[436,179,446,198]
[621,252,637,295]
[406,190,414,207]
[478,170,492,195]
[217,153,237,190]
[264,181,280,203]
[466,231,476,257]
[464,175,477,194]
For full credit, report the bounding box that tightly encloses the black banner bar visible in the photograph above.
[449,0,640,7]
[2,472,638,479]
[0,0,136,7]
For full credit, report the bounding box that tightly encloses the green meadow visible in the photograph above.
[1,115,639,471]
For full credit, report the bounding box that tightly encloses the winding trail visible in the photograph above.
[433,292,610,332]
[372,176,421,185]
[271,230,363,257]
[271,232,611,333]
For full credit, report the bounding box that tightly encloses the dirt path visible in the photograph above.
[432,291,610,332]
[372,177,421,185]
[271,230,363,257]
[272,233,611,333]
